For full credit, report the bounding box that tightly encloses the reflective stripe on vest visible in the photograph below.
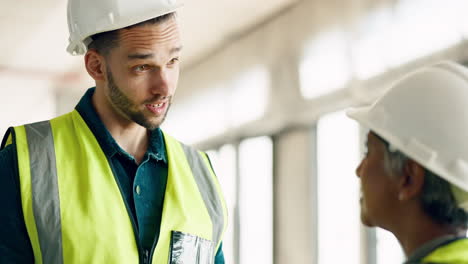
[25,122,63,264]
[12,110,227,264]
[180,143,225,249]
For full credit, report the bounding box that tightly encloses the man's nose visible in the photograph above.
[355,160,363,178]
[149,69,170,96]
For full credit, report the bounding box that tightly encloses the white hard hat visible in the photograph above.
[347,61,468,211]
[66,0,183,55]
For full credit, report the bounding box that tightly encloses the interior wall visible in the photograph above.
[0,76,56,137]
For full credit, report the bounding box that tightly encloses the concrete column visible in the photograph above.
[273,127,317,264]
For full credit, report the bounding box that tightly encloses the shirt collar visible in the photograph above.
[404,234,461,263]
[75,87,167,163]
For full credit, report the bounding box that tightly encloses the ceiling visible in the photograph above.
[0,0,298,84]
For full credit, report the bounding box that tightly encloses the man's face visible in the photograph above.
[103,17,182,130]
[355,132,399,228]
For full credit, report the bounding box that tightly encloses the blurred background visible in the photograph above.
[1,0,468,263]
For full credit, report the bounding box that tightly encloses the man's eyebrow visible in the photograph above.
[127,46,183,60]
[128,53,154,60]
[171,46,183,54]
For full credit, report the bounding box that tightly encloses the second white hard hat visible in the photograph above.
[66,0,183,55]
[347,61,468,210]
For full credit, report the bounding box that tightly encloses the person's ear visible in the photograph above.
[397,159,425,201]
[84,49,106,81]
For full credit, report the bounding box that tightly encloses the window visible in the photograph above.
[317,111,360,264]
[454,0,468,38]
[162,86,228,144]
[229,66,270,126]
[352,0,464,79]
[376,229,405,264]
[384,0,461,67]
[162,66,270,144]
[206,145,237,264]
[300,29,351,99]
[351,7,392,80]
[238,137,273,264]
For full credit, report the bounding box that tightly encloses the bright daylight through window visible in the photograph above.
[206,145,237,264]
[239,137,273,264]
[317,111,360,264]
[163,66,269,144]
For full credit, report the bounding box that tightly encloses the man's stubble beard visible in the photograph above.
[106,68,171,130]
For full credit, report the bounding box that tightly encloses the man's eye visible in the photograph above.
[168,57,179,65]
[362,147,369,158]
[134,65,150,72]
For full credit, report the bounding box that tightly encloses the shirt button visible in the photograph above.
[135,185,141,195]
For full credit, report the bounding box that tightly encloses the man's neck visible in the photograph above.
[92,88,149,164]
[391,207,462,257]
[108,124,149,164]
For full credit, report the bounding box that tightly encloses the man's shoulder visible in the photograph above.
[0,143,14,158]
[0,144,17,176]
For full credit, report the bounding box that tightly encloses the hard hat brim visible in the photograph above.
[347,104,406,154]
[346,106,373,132]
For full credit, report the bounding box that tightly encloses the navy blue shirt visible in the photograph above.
[0,88,224,263]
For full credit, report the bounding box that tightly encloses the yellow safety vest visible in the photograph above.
[4,110,228,264]
[421,238,468,264]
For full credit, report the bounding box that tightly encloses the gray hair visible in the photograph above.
[374,133,468,229]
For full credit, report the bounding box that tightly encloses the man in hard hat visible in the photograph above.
[348,61,468,263]
[0,0,227,263]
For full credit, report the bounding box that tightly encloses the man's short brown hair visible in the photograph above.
[87,12,175,56]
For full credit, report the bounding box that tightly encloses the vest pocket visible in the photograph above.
[169,230,215,264]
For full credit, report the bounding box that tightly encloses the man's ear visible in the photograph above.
[84,49,106,81]
[398,159,426,201]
